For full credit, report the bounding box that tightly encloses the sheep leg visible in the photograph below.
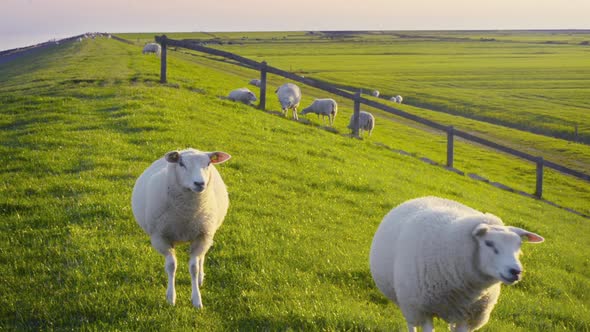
[151,237,176,305]
[421,317,434,332]
[189,240,212,309]
[406,323,417,332]
[451,322,468,332]
[188,255,203,309]
[198,254,205,287]
[292,108,299,120]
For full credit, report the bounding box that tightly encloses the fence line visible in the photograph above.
[154,35,590,199]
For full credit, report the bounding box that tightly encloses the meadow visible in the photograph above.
[122,30,590,145]
[1,35,589,331]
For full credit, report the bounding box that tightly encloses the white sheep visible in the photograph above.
[395,95,403,104]
[249,79,261,87]
[372,90,380,97]
[347,110,375,137]
[131,148,231,309]
[142,43,161,56]
[228,88,257,105]
[389,96,397,102]
[300,98,338,126]
[275,83,302,120]
[370,196,544,332]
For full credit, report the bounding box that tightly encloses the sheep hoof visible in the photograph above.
[166,292,176,306]
[192,298,203,309]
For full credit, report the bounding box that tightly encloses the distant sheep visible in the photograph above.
[275,83,302,120]
[132,148,231,309]
[395,95,403,104]
[370,196,544,332]
[300,98,338,126]
[347,111,375,137]
[142,43,161,56]
[372,90,380,97]
[228,88,257,105]
[249,79,261,87]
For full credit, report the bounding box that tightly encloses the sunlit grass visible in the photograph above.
[1,37,589,331]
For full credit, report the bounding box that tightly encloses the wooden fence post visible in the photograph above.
[535,157,544,198]
[447,126,454,168]
[353,91,361,138]
[259,61,267,110]
[160,35,167,83]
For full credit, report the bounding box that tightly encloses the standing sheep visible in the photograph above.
[131,148,231,309]
[142,43,161,56]
[395,95,403,104]
[372,90,380,97]
[275,83,302,120]
[347,111,375,137]
[370,196,544,332]
[300,98,338,126]
[228,88,257,105]
[249,79,261,87]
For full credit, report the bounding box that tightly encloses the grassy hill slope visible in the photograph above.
[1,38,589,331]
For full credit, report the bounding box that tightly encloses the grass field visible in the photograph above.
[1,36,589,331]
[120,30,590,145]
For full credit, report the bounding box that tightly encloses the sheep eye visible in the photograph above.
[485,240,499,254]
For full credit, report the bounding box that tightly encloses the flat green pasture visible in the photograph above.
[119,31,590,147]
[1,37,589,331]
[160,43,590,216]
[213,33,590,144]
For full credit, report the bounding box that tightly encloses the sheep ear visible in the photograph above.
[472,224,489,237]
[165,151,180,163]
[508,227,545,243]
[208,152,231,164]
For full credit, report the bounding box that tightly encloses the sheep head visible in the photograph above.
[472,222,544,285]
[165,149,231,193]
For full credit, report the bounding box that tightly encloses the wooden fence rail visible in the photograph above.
[154,35,590,199]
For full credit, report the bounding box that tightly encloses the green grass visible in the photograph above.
[153,39,590,216]
[120,30,590,145]
[1,37,589,331]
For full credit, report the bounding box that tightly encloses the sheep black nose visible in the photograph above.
[194,181,204,187]
[509,268,521,277]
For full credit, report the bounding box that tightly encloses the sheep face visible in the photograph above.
[165,150,231,193]
[300,106,312,115]
[472,224,544,285]
[247,91,257,103]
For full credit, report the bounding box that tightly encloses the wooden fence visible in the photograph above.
[154,35,589,199]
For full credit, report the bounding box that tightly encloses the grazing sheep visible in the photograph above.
[142,43,161,56]
[249,79,261,87]
[228,88,257,105]
[347,111,375,137]
[131,148,231,309]
[275,83,302,120]
[372,90,380,97]
[395,95,403,104]
[370,196,544,332]
[300,98,338,126]
[389,96,397,102]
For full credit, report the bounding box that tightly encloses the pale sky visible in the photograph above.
[1,0,590,51]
